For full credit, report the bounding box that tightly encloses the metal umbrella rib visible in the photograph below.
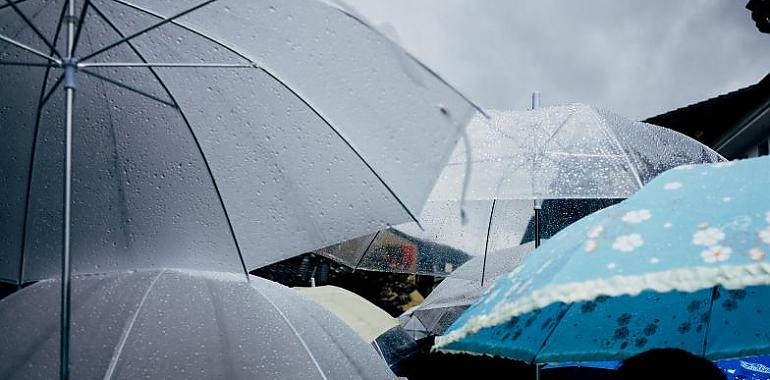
[4,0,62,58]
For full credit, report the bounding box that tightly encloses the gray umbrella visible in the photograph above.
[0,269,397,379]
[1,1,479,376]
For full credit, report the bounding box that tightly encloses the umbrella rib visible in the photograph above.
[480,199,496,286]
[0,0,31,10]
[17,0,69,287]
[0,33,61,64]
[250,284,329,380]
[531,302,574,364]
[78,62,254,68]
[80,0,218,61]
[88,1,251,282]
[79,68,177,108]
[594,112,644,188]
[4,0,62,58]
[700,286,719,357]
[0,60,55,67]
[102,270,165,380]
[354,230,381,270]
[69,0,91,56]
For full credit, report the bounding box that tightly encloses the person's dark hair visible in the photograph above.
[615,348,725,380]
[747,0,770,33]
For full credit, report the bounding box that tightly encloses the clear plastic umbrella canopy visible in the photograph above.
[318,104,723,277]
[0,0,478,284]
[399,242,536,339]
[0,270,397,379]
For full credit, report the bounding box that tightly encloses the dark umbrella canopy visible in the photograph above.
[0,0,479,284]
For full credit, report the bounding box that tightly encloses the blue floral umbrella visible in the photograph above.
[435,156,770,364]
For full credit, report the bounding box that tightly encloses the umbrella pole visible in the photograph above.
[534,199,541,248]
[60,1,76,379]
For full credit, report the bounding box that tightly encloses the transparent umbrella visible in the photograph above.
[317,104,723,277]
[0,1,479,376]
[398,242,537,339]
[0,270,397,379]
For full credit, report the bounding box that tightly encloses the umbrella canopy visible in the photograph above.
[0,0,479,284]
[294,285,398,343]
[0,269,397,379]
[431,104,724,201]
[436,156,770,363]
[318,104,722,277]
[399,242,537,339]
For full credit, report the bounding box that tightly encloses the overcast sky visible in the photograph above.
[342,0,770,120]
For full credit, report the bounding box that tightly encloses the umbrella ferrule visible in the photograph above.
[63,58,78,90]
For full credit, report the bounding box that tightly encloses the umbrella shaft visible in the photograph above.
[60,2,76,379]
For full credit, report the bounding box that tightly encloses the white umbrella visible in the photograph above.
[0,270,396,379]
[0,1,480,376]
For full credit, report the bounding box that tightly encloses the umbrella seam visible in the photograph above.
[102,269,165,380]
[250,284,329,380]
[701,286,719,357]
[480,199,496,286]
[592,111,644,188]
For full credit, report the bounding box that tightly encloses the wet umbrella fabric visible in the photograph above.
[0,0,478,284]
[0,270,397,379]
[294,285,398,343]
[317,104,721,278]
[436,156,770,363]
[399,242,537,339]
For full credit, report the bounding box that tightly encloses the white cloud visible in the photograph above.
[343,0,770,119]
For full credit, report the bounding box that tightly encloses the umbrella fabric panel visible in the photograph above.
[707,285,770,360]
[0,270,396,379]
[605,112,724,185]
[0,2,66,282]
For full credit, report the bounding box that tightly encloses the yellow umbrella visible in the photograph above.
[295,285,398,343]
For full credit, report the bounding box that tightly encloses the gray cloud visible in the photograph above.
[343,0,770,119]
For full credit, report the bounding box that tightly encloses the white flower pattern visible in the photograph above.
[584,240,597,252]
[663,182,683,190]
[750,248,766,261]
[692,227,725,246]
[622,209,652,224]
[700,246,732,263]
[612,234,644,252]
[760,227,770,244]
[586,225,604,238]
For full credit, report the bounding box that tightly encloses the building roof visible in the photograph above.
[644,73,770,158]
